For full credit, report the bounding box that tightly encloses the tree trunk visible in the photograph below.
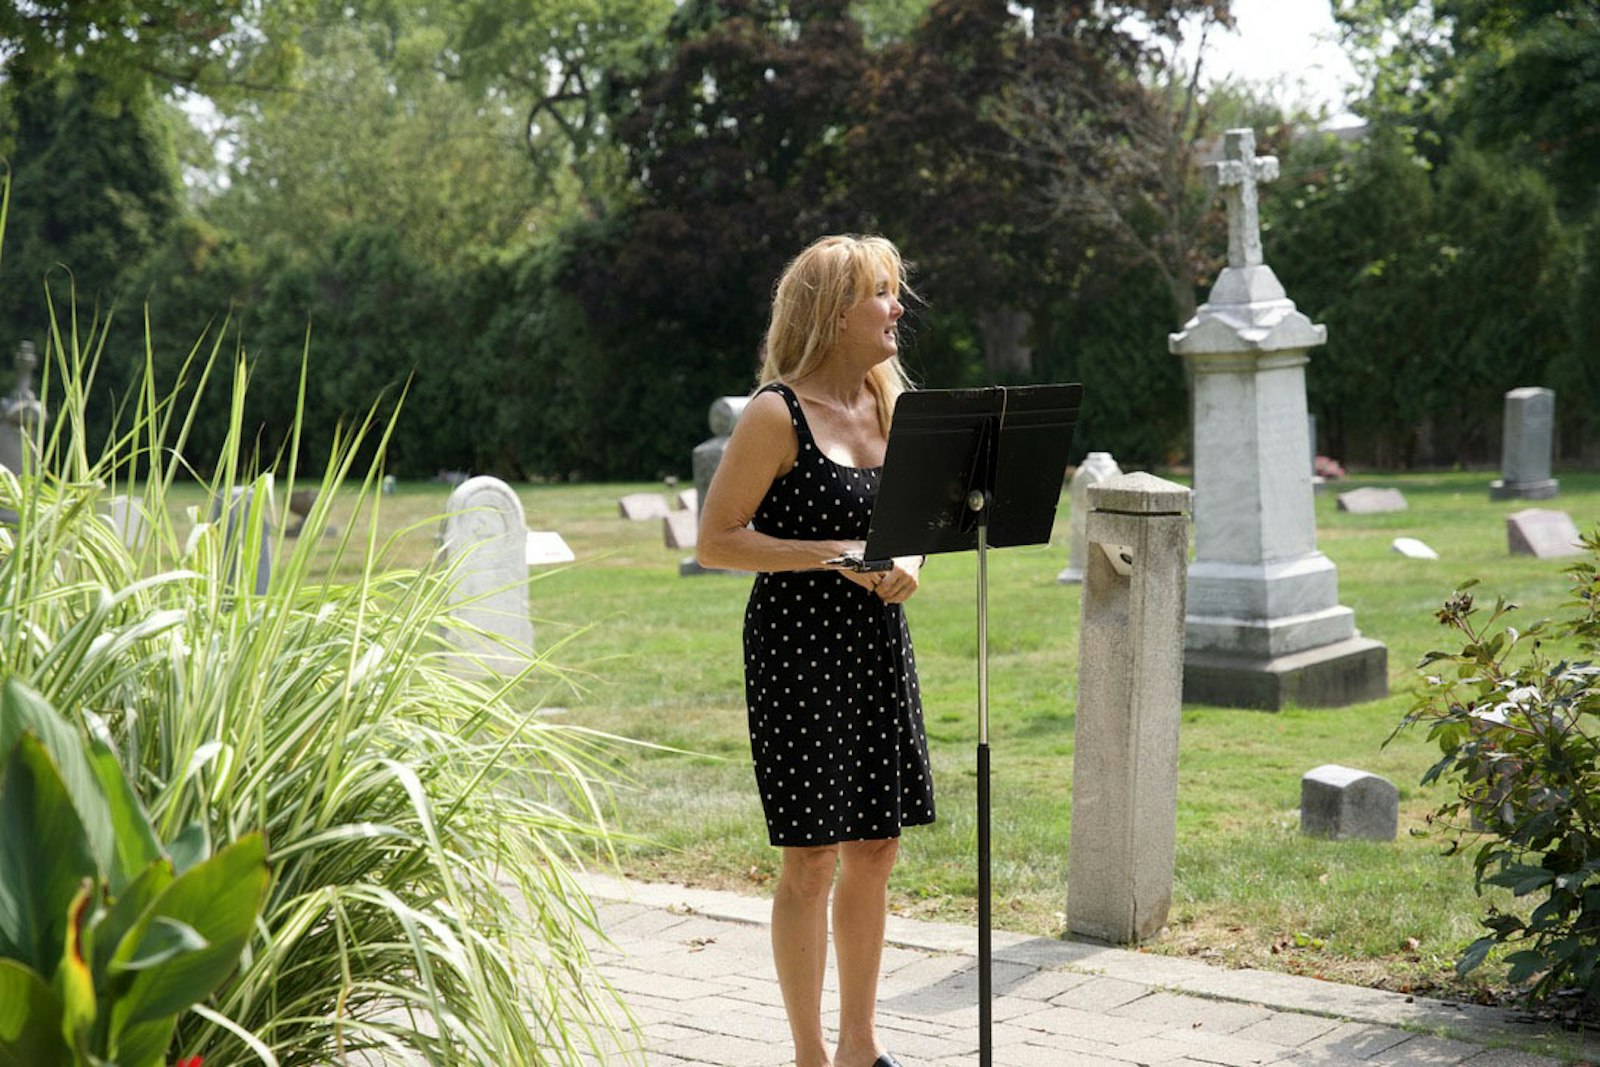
[977,306,1034,380]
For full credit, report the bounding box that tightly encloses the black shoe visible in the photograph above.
[873,1056,905,1067]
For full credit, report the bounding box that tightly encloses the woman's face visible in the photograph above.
[837,274,904,365]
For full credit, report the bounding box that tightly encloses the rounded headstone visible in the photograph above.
[709,396,751,437]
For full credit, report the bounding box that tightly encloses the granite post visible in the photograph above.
[1168,129,1387,711]
[1490,387,1558,500]
[1067,473,1191,944]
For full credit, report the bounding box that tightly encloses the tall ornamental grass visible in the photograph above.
[0,288,633,1064]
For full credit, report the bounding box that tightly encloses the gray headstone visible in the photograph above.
[1490,387,1558,500]
[1336,487,1407,514]
[1507,508,1584,559]
[1057,452,1122,585]
[663,509,698,550]
[682,395,750,578]
[1300,764,1398,841]
[1390,537,1438,560]
[618,492,670,520]
[107,495,149,552]
[381,475,397,495]
[211,485,273,596]
[441,476,534,676]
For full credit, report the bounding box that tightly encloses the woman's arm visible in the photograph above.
[697,390,865,574]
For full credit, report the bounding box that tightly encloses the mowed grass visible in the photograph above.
[200,469,1600,1000]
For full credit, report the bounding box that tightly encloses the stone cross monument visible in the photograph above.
[0,341,47,478]
[1168,129,1387,710]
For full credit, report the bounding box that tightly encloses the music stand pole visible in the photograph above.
[968,489,993,1067]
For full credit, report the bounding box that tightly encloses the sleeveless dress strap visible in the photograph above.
[756,382,816,446]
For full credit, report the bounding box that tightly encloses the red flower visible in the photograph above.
[174,1057,203,1067]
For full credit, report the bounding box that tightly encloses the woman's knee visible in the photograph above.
[778,845,840,898]
[839,837,899,880]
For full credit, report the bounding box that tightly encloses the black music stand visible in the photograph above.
[861,384,1080,1067]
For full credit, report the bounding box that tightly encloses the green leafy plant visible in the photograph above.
[0,678,268,1066]
[1395,528,1600,1004]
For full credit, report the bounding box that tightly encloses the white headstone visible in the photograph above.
[618,492,670,520]
[1507,508,1584,559]
[441,476,534,675]
[1336,487,1407,514]
[677,488,699,514]
[525,530,574,566]
[0,341,46,480]
[1057,452,1122,584]
[1490,387,1558,500]
[1390,537,1438,560]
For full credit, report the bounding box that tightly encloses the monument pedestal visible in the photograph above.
[1489,477,1558,501]
[1182,637,1388,711]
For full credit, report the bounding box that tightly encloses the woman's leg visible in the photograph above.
[831,838,899,1067]
[773,844,840,1067]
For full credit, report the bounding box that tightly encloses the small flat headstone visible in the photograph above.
[677,488,699,514]
[107,495,149,552]
[618,492,670,520]
[663,509,698,550]
[1336,487,1407,514]
[1507,508,1584,559]
[1300,764,1398,842]
[1390,537,1438,560]
[525,530,575,566]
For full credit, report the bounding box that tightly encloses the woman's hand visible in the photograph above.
[821,540,882,593]
[872,555,922,605]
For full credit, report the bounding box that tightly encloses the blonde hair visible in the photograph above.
[759,234,913,435]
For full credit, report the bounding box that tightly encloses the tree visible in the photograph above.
[207,20,545,267]
[0,1,309,108]
[0,72,182,362]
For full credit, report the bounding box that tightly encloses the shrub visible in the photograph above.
[0,294,633,1063]
[1395,529,1600,1005]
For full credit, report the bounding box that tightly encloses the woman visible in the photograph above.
[698,234,935,1067]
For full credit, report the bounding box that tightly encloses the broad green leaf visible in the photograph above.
[86,735,162,894]
[109,917,208,974]
[0,958,69,1067]
[92,861,174,990]
[109,833,268,1033]
[0,735,98,973]
[0,680,121,889]
[112,1015,177,1067]
[56,883,96,1062]
[165,822,209,877]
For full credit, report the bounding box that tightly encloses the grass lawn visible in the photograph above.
[260,468,1600,1001]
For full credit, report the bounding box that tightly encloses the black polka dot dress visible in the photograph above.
[743,382,936,848]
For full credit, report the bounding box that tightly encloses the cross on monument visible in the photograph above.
[11,341,37,403]
[1211,128,1279,268]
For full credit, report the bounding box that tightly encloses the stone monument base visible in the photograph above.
[679,557,742,578]
[1489,478,1558,501]
[1056,566,1084,585]
[1182,635,1387,710]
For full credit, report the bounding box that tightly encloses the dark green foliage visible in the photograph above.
[0,72,180,356]
[1395,531,1600,1004]
[1267,128,1569,468]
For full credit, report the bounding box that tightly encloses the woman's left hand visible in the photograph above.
[872,556,922,605]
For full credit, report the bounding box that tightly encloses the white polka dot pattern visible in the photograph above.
[743,382,936,847]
